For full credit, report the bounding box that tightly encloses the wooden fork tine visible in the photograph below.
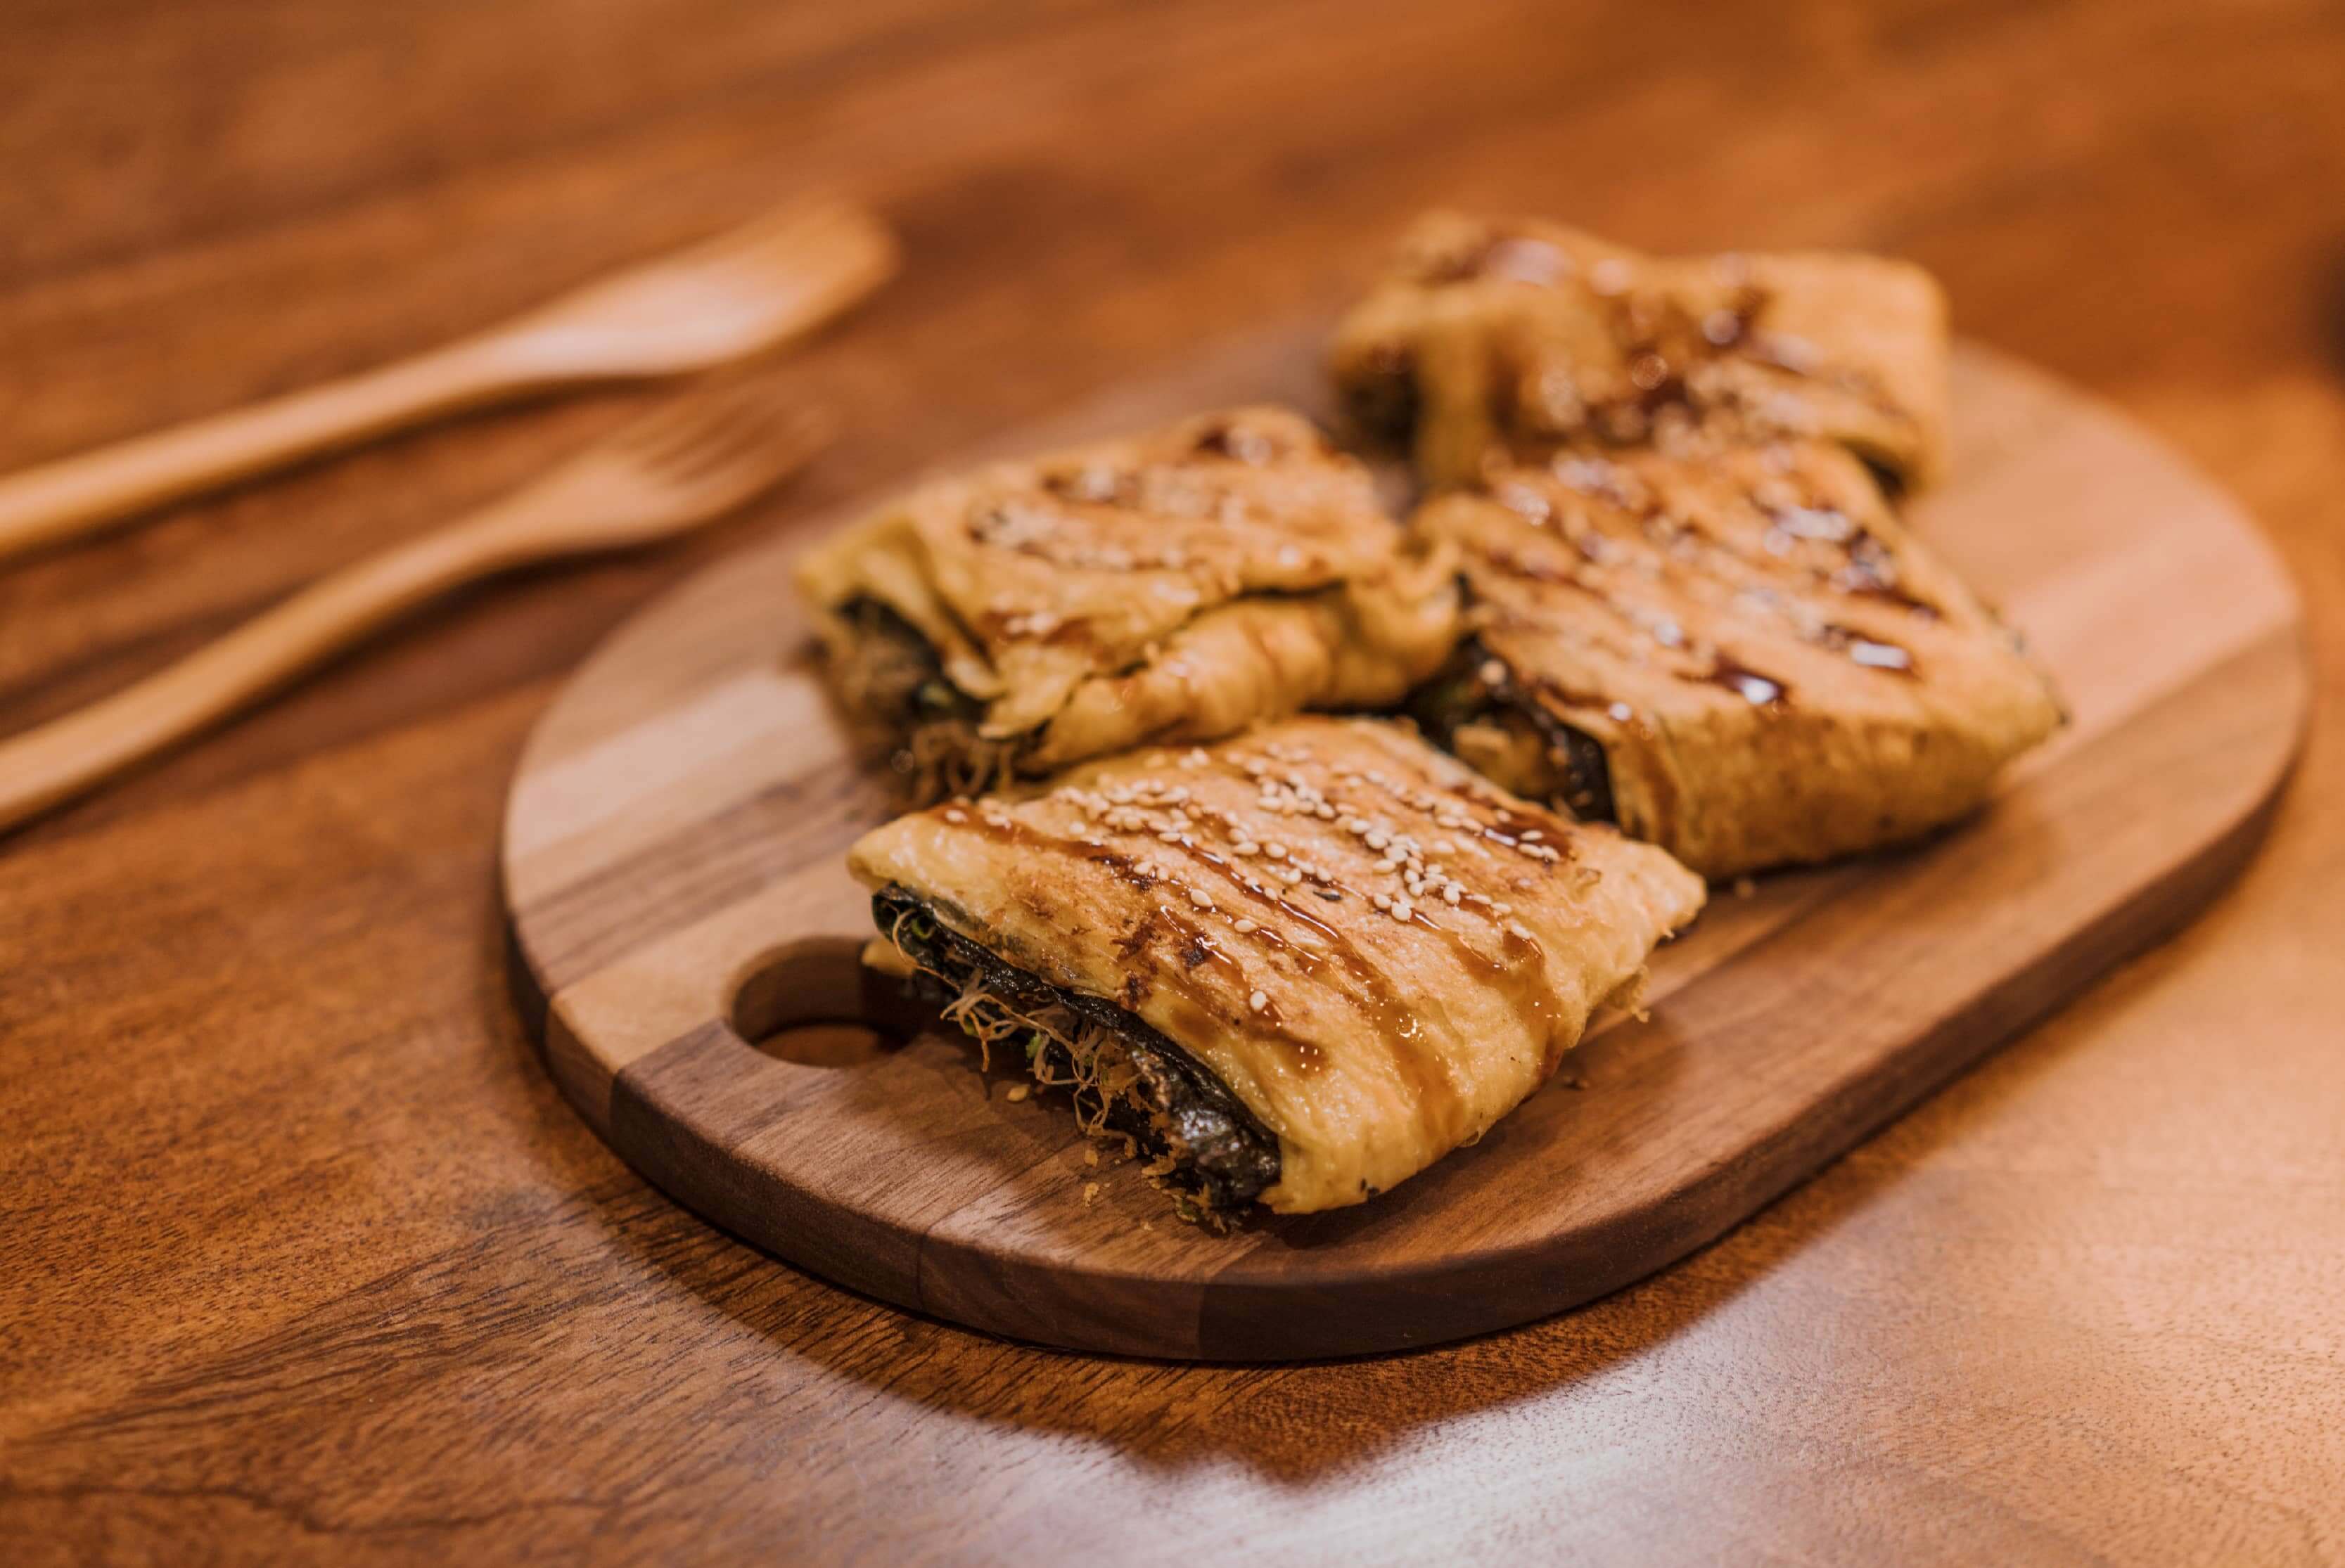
[0,191,890,564]
[618,385,832,494]
[649,417,828,516]
[682,402,833,491]
[616,383,772,461]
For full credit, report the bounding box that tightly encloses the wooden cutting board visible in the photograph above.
[500,322,2305,1361]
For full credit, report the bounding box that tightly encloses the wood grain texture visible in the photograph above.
[0,199,891,563]
[7,0,2345,1560]
[501,338,2303,1358]
[0,387,825,832]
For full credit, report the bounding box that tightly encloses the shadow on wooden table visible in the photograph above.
[492,923,2139,1487]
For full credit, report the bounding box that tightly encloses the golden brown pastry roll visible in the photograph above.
[1329,210,1950,491]
[1409,436,2063,878]
[796,406,1459,797]
[850,716,1705,1216]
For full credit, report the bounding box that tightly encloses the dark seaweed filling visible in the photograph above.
[1409,638,1617,823]
[1339,345,1421,450]
[871,886,1282,1212]
[829,598,1022,799]
[836,597,983,725]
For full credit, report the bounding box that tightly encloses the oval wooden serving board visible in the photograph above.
[502,323,2305,1361]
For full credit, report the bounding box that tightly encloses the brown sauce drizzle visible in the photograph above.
[945,743,1616,1126]
[1703,658,1791,709]
[951,811,1164,893]
[1478,472,1936,717]
[1832,530,1941,617]
[1334,760,1568,1036]
[1818,624,1919,676]
[1224,872,1453,1114]
[1157,907,1244,979]
[1156,905,1320,1072]
[1177,765,1479,1120]
[950,809,1333,1076]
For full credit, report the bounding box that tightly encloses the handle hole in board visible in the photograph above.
[729,935,935,1068]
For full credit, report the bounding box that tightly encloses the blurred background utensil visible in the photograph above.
[0,200,891,564]
[0,384,831,833]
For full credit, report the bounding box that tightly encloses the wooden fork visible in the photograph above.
[0,200,892,563]
[0,387,831,833]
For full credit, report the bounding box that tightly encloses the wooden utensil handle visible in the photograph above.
[0,338,520,563]
[0,507,530,832]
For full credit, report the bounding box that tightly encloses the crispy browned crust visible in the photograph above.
[1329,210,1950,491]
[1412,437,2064,877]
[798,406,1460,796]
[848,716,1706,1212]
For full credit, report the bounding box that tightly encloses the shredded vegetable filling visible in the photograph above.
[874,888,1280,1219]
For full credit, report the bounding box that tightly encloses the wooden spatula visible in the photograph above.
[0,200,893,563]
[0,385,831,834]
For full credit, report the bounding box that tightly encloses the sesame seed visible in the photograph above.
[1365,832,1391,850]
[1264,844,1286,860]
[1372,894,1391,911]
[1374,859,1400,875]
[1507,920,1535,941]
[1493,901,1514,916]
[1443,886,1462,905]
[1392,898,1414,921]
[1521,829,1544,842]
[1234,840,1259,856]
[1189,889,1215,910]
[943,808,968,823]
[1234,918,1259,934]
[1248,990,1269,1013]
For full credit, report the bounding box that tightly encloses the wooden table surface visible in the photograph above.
[4,2,2340,1562]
